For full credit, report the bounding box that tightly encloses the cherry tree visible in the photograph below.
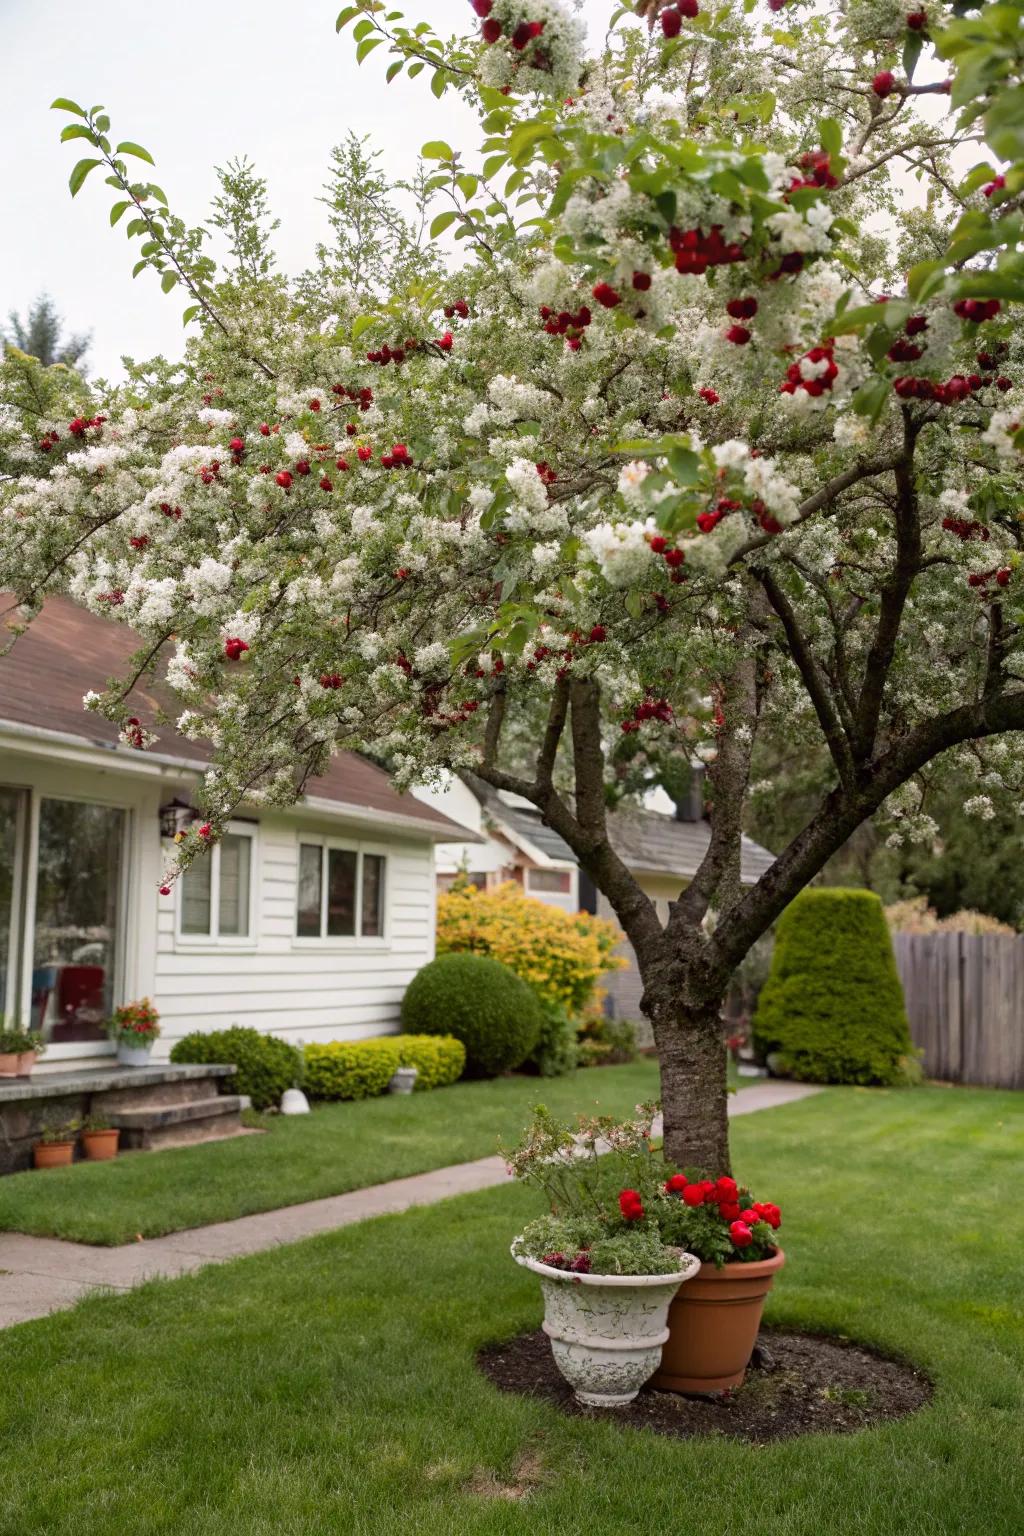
[2,0,1024,1170]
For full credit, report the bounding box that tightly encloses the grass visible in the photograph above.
[0,1060,661,1245]
[0,1086,1021,1535]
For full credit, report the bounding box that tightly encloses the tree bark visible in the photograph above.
[647,984,731,1175]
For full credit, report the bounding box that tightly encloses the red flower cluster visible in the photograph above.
[942,516,989,543]
[664,1172,781,1249]
[593,281,622,309]
[893,373,984,404]
[159,502,183,520]
[697,496,742,534]
[319,672,344,689]
[954,298,1001,324]
[778,343,838,399]
[68,413,107,437]
[872,70,897,98]
[621,694,673,733]
[791,150,839,191]
[540,1249,593,1273]
[649,533,686,573]
[540,303,592,349]
[619,1188,645,1221]
[907,8,927,27]
[699,387,720,405]
[660,0,699,36]
[223,637,249,661]
[968,567,1012,590]
[670,224,746,274]
[443,298,470,319]
[366,342,407,366]
[331,382,374,411]
[381,443,413,469]
[983,174,1006,199]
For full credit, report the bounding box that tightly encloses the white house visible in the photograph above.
[0,598,474,1072]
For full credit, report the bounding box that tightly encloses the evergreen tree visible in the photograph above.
[4,294,90,371]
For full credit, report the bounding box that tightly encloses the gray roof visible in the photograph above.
[608,810,775,886]
[463,774,774,886]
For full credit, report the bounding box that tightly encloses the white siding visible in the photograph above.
[153,811,437,1052]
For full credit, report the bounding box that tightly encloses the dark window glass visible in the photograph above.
[361,854,386,937]
[326,849,357,937]
[297,844,323,937]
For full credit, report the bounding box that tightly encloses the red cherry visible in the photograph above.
[872,70,896,98]
[275,471,292,489]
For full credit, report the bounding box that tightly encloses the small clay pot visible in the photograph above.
[33,1141,75,1170]
[82,1128,120,1161]
[0,1052,19,1079]
[17,1050,37,1078]
[651,1248,786,1395]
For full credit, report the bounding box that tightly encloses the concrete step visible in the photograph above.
[100,1074,233,1113]
[110,1095,246,1152]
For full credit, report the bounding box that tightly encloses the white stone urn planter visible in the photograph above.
[388,1066,418,1095]
[512,1243,700,1408]
[116,1041,154,1067]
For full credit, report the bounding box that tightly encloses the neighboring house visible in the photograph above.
[412,773,579,913]
[0,599,473,1071]
[413,771,775,1034]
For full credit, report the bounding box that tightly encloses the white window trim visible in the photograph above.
[291,834,391,949]
[174,821,259,950]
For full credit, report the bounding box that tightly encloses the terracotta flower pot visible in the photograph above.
[651,1247,785,1395]
[0,1052,19,1078]
[82,1128,120,1161]
[33,1141,75,1170]
[17,1050,37,1078]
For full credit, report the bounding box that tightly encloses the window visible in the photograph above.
[179,829,254,941]
[0,788,29,1021]
[31,798,126,1041]
[296,841,388,940]
[526,867,573,895]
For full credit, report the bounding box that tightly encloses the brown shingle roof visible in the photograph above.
[0,597,469,840]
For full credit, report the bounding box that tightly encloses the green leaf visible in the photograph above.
[430,209,458,238]
[335,5,360,29]
[50,97,87,117]
[431,69,448,99]
[160,271,177,293]
[115,141,155,165]
[907,259,946,301]
[667,447,699,485]
[386,60,403,83]
[131,259,147,278]
[68,158,101,196]
[624,590,643,620]
[421,139,454,161]
[109,200,131,226]
[902,29,924,80]
[356,35,384,62]
[352,17,374,39]
[819,117,843,156]
[60,123,98,144]
[408,60,425,77]
[182,305,201,325]
[351,314,378,341]
[852,374,891,423]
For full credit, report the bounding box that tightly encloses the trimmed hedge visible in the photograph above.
[303,1034,465,1101]
[400,952,541,1076]
[169,1026,302,1111]
[753,888,917,1086]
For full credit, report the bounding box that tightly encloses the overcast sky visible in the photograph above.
[0,0,514,378]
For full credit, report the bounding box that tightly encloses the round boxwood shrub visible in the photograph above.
[170,1026,302,1110]
[752,888,917,1086]
[400,952,541,1077]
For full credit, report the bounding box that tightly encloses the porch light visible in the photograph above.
[159,798,197,840]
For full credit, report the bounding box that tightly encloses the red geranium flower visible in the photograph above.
[618,1188,645,1221]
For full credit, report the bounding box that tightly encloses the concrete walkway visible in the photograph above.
[0,1080,819,1329]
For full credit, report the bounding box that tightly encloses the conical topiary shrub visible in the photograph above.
[752,888,918,1085]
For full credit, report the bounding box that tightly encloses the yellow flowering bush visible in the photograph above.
[436,882,625,1015]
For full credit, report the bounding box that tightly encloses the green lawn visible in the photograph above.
[0,1061,661,1245]
[0,1086,1021,1535]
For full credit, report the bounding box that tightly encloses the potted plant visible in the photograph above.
[33,1117,81,1169]
[0,1025,46,1078]
[507,1105,700,1408]
[0,1025,21,1078]
[647,1171,784,1395]
[388,1065,418,1095]
[108,998,161,1065]
[81,1113,120,1161]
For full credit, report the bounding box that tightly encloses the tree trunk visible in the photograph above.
[648,990,731,1175]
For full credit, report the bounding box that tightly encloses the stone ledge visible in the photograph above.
[0,1063,236,1104]
[109,1095,244,1130]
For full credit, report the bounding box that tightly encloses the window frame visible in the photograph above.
[526,866,574,896]
[174,821,258,949]
[292,834,391,948]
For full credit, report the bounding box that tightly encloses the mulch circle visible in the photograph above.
[477,1327,932,1443]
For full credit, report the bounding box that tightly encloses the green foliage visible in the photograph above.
[37,1116,81,1145]
[753,889,916,1086]
[515,1214,683,1276]
[528,998,580,1078]
[577,1016,638,1068]
[304,1039,401,1101]
[170,1026,302,1111]
[393,1033,465,1090]
[400,952,541,1077]
[0,1024,43,1055]
[304,1034,465,1100]
[3,294,89,371]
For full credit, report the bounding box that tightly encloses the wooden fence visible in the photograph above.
[892,933,1024,1089]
